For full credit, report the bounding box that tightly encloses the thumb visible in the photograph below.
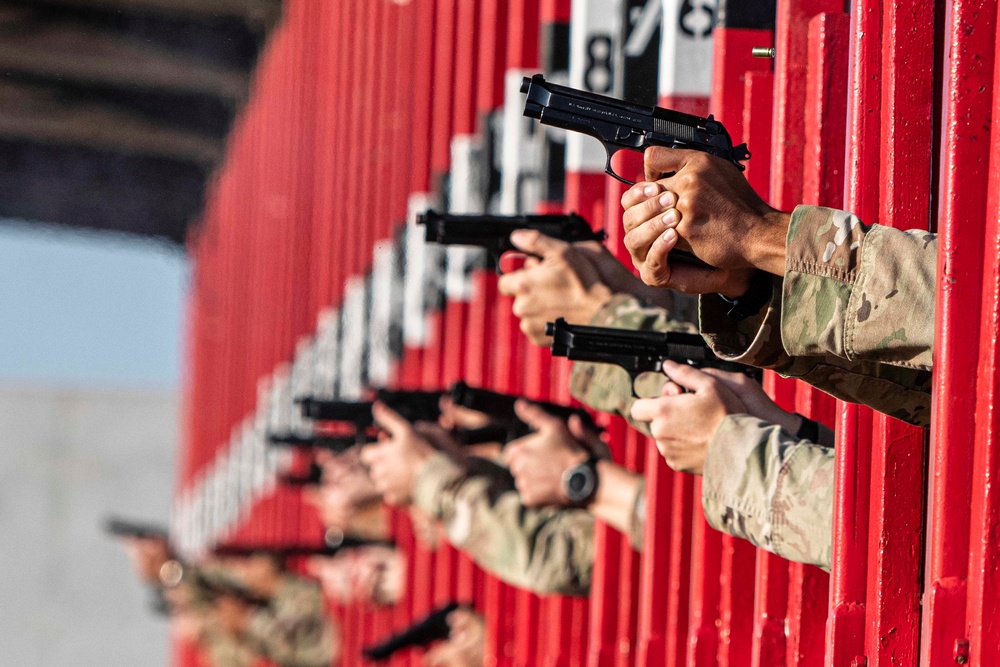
[510,230,570,258]
[567,414,606,456]
[513,399,563,432]
[661,360,716,393]
[371,402,410,437]
[644,147,694,181]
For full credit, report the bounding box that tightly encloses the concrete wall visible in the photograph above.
[0,384,178,667]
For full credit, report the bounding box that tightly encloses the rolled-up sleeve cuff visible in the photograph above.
[698,277,786,368]
[781,205,867,359]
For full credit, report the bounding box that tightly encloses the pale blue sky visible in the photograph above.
[0,221,188,389]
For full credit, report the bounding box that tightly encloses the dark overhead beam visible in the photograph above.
[4,0,282,26]
[0,82,224,164]
[0,140,207,244]
[0,11,250,101]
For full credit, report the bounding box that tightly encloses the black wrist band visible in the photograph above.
[794,414,820,443]
[719,270,772,322]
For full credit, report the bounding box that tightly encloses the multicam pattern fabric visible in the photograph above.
[571,293,837,569]
[569,294,698,435]
[170,565,256,667]
[702,415,835,570]
[699,206,935,426]
[412,452,645,596]
[244,574,337,667]
[783,205,935,368]
[204,631,255,667]
[177,565,335,667]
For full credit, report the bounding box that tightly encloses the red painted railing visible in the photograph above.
[174,1,1000,666]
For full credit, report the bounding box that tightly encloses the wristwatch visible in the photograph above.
[718,270,773,321]
[562,457,600,507]
[159,559,185,588]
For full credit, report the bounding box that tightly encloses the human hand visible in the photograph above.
[503,402,601,507]
[307,552,353,604]
[320,451,382,507]
[621,148,789,289]
[122,535,173,584]
[359,403,437,506]
[700,368,803,434]
[437,396,491,431]
[212,595,252,637]
[497,231,613,345]
[422,608,486,667]
[629,360,747,474]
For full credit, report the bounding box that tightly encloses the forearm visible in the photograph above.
[245,612,335,667]
[781,206,935,369]
[700,282,933,427]
[701,414,834,570]
[415,454,594,595]
[588,461,644,544]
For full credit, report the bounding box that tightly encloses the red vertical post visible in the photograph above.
[922,1,995,665]
[783,12,850,667]
[709,11,775,666]
[965,8,1000,667]
[865,1,935,665]
[825,0,881,664]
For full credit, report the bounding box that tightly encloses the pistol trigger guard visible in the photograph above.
[604,147,637,186]
[629,373,642,399]
[488,252,505,274]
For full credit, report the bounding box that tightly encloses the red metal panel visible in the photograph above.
[476,0,509,116]
[826,0,882,662]
[709,26,775,667]
[966,10,1000,665]
[770,0,842,210]
[409,0,438,194]
[783,12,848,667]
[922,1,994,664]
[430,0,458,180]
[507,0,541,70]
[865,1,935,665]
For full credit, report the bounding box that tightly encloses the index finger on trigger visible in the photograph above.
[371,401,411,437]
[497,270,529,296]
[630,397,665,423]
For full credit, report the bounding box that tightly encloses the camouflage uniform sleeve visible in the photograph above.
[413,453,594,597]
[701,414,834,570]
[244,575,335,667]
[782,205,935,369]
[569,293,698,435]
[204,630,255,667]
[698,207,933,427]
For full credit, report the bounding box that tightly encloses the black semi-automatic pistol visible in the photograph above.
[268,432,375,453]
[546,318,762,397]
[104,517,169,541]
[212,536,393,560]
[418,210,606,270]
[362,601,464,661]
[449,381,600,442]
[298,389,444,431]
[521,74,750,185]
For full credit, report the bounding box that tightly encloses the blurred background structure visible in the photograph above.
[0,1,283,664]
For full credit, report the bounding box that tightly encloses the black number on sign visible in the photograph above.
[678,0,716,39]
[584,34,614,93]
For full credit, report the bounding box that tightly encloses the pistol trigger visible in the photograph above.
[605,148,637,186]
